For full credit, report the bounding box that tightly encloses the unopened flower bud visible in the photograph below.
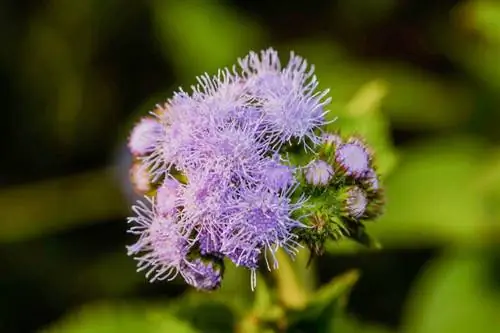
[363,169,379,191]
[304,159,334,186]
[335,139,371,178]
[340,186,368,220]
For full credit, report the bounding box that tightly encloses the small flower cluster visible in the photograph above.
[125,48,385,291]
[126,48,332,290]
[297,133,384,255]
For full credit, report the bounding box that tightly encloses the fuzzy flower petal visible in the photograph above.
[238,48,332,148]
[221,185,305,271]
[127,197,189,282]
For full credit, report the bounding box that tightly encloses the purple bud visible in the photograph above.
[305,160,334,186]
[345,186,368,219]
[364,169,380,191]
[181,258,224,291]
[335,141,370,178]
[322,132,343,147]
[128,117,163,156]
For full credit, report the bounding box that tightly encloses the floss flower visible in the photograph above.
[304,159,334,186]
[341,186,368,220]
[126,197,189,283]
[181,258,224,291]
[125,47,385,291]
[335,139,371,178]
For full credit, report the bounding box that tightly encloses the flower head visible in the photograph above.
[127,197,189,282]
[363,168,380,192]
[342,186,368,219]
[221,185,304,271]
[335,140,371,178]
[181,258,224,291]
[125,48,339,290]
[262,155,296,191]
[304,159,334,186]
[322,132,343,147]
[238,49,332,148]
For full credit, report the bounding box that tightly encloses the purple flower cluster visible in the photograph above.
[126,48,330,290]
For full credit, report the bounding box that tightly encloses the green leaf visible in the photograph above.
[476,149,500,226]
[42,302,198,333]
[170,292,238,333]
[308,269,360,312]
[330,314,396,333]
[370,137,496,246]
[287,270,360,333]
[403,249,500,333]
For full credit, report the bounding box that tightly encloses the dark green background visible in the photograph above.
[1,0,499,332]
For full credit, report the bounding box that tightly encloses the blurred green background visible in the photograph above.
[1,0,500,332]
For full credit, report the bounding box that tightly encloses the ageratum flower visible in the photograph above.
[126,197,190,282]
[304,159,334,186]
[239,49,332,149]
[126,47,333,290]
[262,155,296,192]
[322,132,343,147]
[343,186,368,219]
[220,184,305,289]
[181,258,224,291]
[335,140,371,178]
